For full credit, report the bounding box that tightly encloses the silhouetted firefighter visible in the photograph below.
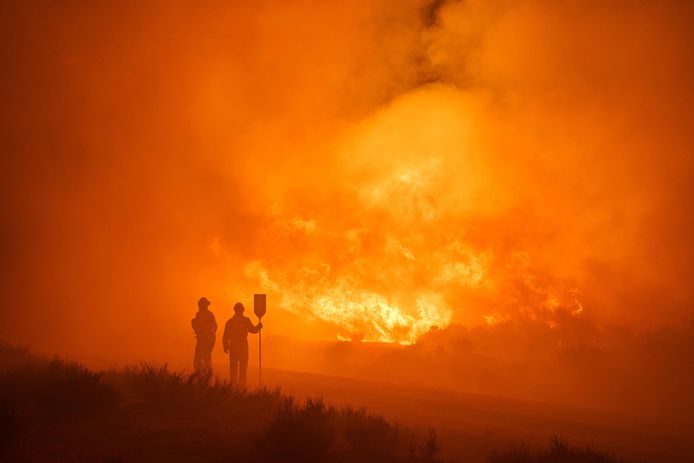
[191,297,217,376]
[223,302,262,387]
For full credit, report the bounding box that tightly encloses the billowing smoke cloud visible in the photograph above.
[241,85,588,342]
[0,1,692,361]
[237,0,694,342]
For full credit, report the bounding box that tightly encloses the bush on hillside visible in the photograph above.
[0,357,119,420]
[489,436,621,463]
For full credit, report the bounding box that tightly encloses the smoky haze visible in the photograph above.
[1,0,693,414]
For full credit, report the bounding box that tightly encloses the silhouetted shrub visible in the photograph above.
[489,436,621,463]
[422,427,441,459]
[341,406,399,461]
[405,426,443,462]
[40,360,120,418]
[0,344,34,370]
[118,362,281,422]
[261,396,336,462]
[0,358,119,420]
[259,399,441,463]
[120,363,193,411]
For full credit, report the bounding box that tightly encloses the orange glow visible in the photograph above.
[236,87,593,343]
[1,0,693,420]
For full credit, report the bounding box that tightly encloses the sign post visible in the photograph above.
[253,293,267,388]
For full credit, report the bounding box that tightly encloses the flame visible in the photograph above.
[242,217,584,344]
[245,261,452,344]
[238,87,587,344]
[483,313,507,325]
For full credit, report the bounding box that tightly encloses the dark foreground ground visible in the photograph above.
[0,344,665,462]
[260,368,694,463]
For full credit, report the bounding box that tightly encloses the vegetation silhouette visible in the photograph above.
[0,344,443,462]
[259,397,436,462]
[0,344,629,462]
[489,436,621,463]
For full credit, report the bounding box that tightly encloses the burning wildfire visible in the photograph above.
[240,87,586,344]
[246,259,453,344]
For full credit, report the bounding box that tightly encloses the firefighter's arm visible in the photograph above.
[248,319,262,334]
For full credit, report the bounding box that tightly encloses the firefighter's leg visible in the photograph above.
[229,351,239,386]
[193,340,202,372]
[204,335,215,375]
[239,345,249,387]
[203,339,214,376]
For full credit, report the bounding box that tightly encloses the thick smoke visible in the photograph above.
[240,0,694,340]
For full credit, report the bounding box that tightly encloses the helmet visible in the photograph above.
[198,297,211,309]
[233,302,245,314]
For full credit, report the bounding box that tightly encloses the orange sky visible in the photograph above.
[0,0,693,364]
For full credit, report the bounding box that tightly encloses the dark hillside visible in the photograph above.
[0,344,441,462]
[0,344,627,463]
